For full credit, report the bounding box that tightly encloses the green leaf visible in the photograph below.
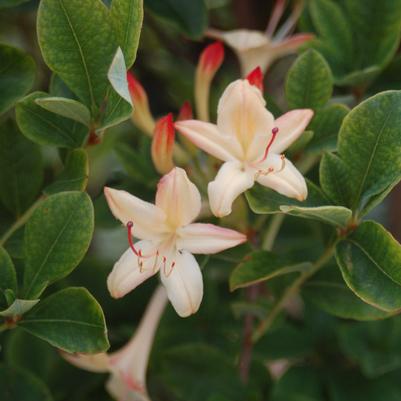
[280,205,352,228]
[145,0,207,38]
[18,287,109,353]
[110,0,143,68]
[0,119,43,216]
[0,246,17,294]
[35,97,91,126]
[37,0,118,112]
[23,191,94,299]
[337,91,401,213]
[339,318,401,377]
[246,180,350,227]
[345,0,401,69]
[0,299,39,317]
[303,265,393,321]
[319,152,353,207]
[286,49,333,110]
[107,47,132,105]
[44,149,89,195]
[309,0,353,81]
[246,180,328,215]
[230,251,312,291]
[0,364,53,401]
[0,43,36,114]
[336,221,401,312]
[16,92,88,148]
[308,103,349,153]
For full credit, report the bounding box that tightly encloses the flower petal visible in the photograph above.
[160,250,203,317]
[270,109,314,154]
[256,157,307,201]
[107,241,159,298]
[175,120,241,161]
[208,161,255,217]
[176,223,246,254]
[155,167,201,227]
[217,80,274,155]
[61,352,110,373]
[104,187,167,240]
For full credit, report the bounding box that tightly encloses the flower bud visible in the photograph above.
[177,101,193,121]
[195,41,224,122]
[151,113,175,174]
[246,66,264,93]
[127,71,155,136]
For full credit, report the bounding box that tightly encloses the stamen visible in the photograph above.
[278,154,286,172]
[260,127,279,163]
[126,221,141,256]
[164,261,176,277]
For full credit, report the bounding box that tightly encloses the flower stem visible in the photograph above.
[252,242,337,342]
[262,214,285,251]
[0,198,43,247]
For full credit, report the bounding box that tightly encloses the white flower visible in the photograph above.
[207,0,313,75]
[62,286,168,401]
[104,167,246,317]
[175,79,313,217]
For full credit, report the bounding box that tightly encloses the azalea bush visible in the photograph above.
[2,0,401,400]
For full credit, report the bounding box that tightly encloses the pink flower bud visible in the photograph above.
[177,101,193,121]
[195,42,225,122]
[127,71,155,136]
[246,66,264,93]
[151,113,175,174]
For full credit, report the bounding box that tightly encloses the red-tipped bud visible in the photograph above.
[177,101,193,121]
[246,66,264,93]
[195,42,224,122]
[127,71,155,136]
[151,113,175,175]
[198,41,225,75]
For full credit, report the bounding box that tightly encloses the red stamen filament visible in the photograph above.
[127,221,141,256]
[260,127,279,163]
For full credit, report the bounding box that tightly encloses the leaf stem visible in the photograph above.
[252,242,337,342]
[0,198,43,247]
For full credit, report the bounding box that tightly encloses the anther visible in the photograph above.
[278,154,286,172]
[164,261,176,277]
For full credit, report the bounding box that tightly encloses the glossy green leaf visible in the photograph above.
[37,0,118,112]
[35,97,91,126]
[0,299,39,317]
[110,0,143,68]
[0,364,53,401]
[246,180,349,227]
[280,205,352,228]
[16,92,88,148]
[0,119,43,216]
[44,149,89,195]
[286,49,333,110]
[18,287,109,353]
[0,44,35,114]
[308,104,349,153]
[303,266,393,321]
[230,251,312,291]
[319,152,353,207]
[246,180,328,215]
[145,0,207,38]
[336,221,401,312]
[0,246,17,294]
[23,191,94,299]
[337,91,401,213]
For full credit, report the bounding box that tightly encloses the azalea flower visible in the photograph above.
[104,167,246,317]
[175,79,313,217]
[207,0,313,75]
[62,285,168,401]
